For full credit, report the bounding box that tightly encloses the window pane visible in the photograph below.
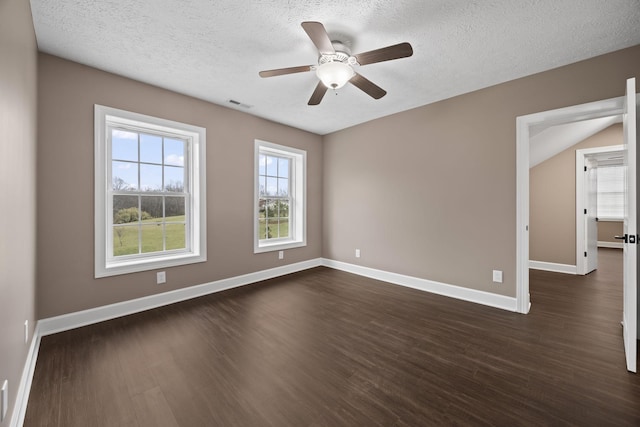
[113,224,139,256]
[278,178,289,196]
[141,224,164,253]
[164,138,185,166]
[113,193,140,257]
[597,165,624,218]
[265,199,276,219]
[112,129,138,162]
[258,219,267,239]
[266,222,277,239]
[277,218,289,238]
[141,196,163,219]
[277,200,289,219]
[112,161,138,190]
[140,164,162,191]
[113,195,139,223]
[266,177,278,196]
[164,166,184,192]
[266,155,278,176]
[165,196,185,219]
[259,176,266,196]
[140,134,162,164]
[166,223,185,250]
[278,157,289,178]
[258,199,266,218]
[259,154,266,175]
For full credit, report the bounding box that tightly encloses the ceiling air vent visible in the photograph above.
[227,99,252,109]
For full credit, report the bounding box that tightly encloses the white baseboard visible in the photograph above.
[598,241,623,249]
[38,258,323,336]
[529,260,577,274]
[10,324,41,427]
[321,258,518,312]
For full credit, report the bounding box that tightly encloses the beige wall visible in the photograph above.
[37,54,323,318]
[598,221,623,243]
[323,45,640,298]
[530,124,623,265]
[0,0,37,424]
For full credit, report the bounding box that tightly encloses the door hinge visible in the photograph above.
[584,209,587,214]
[584,251,587,257]
[584,166,587,171]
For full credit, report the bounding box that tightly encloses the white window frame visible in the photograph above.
[254,140,306,253]
[95,105,206,277]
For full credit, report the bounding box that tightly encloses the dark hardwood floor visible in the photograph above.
[24,248,640,426]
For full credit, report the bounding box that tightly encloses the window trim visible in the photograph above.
[95,105,207,278]
[254,140,306,253]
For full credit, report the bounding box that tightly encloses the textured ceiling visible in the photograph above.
[30,0,640,135]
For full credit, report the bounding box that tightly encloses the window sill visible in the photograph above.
[598,218,623,222]
[96,252,206,278]
[254,240,306,254]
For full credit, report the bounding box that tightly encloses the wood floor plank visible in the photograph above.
[24,248,640,426]
[131,387,179,427]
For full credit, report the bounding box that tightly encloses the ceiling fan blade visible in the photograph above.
[308,81,328,105]
[259,65,313,78]
[349,73,387,99]
[301,21,335,55]
[354,42,413,66]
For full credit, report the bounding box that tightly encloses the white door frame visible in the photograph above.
[516,96,626,314]
[576,145,624,275]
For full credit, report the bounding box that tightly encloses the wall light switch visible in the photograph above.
[157,271,166,284]
[1,380,8,422]
[492,270,503,283]
[355,249,361,258]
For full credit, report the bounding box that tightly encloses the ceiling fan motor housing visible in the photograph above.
[316,42,356,89]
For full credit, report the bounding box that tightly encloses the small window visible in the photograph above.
[597,165,624,220]
[95,105,206,277]
[254,140,306,253]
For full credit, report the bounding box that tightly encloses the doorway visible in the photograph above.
[576,145,624,275]
[516,95,627,313]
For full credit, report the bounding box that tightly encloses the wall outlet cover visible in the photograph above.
[492,270,503,283]
[157,271,166,284]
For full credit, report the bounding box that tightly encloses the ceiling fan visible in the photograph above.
[259,21,413,105]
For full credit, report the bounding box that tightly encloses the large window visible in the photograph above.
[95,105,206,277]
[597,164,624,220]
[254,140,306,253]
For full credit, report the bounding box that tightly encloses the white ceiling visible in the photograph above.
[530,116,621,168]
[29,0,640,135]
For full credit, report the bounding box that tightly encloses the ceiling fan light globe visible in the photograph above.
[316,61,354,89]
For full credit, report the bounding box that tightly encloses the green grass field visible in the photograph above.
[114,215,185,256]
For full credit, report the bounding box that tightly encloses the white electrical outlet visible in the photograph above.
[278,251,284,260]
[355,249,361,258]
[24,320,29,343]
[157,271,166,284]
[1,380,7,422]
[492,270,503,283]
